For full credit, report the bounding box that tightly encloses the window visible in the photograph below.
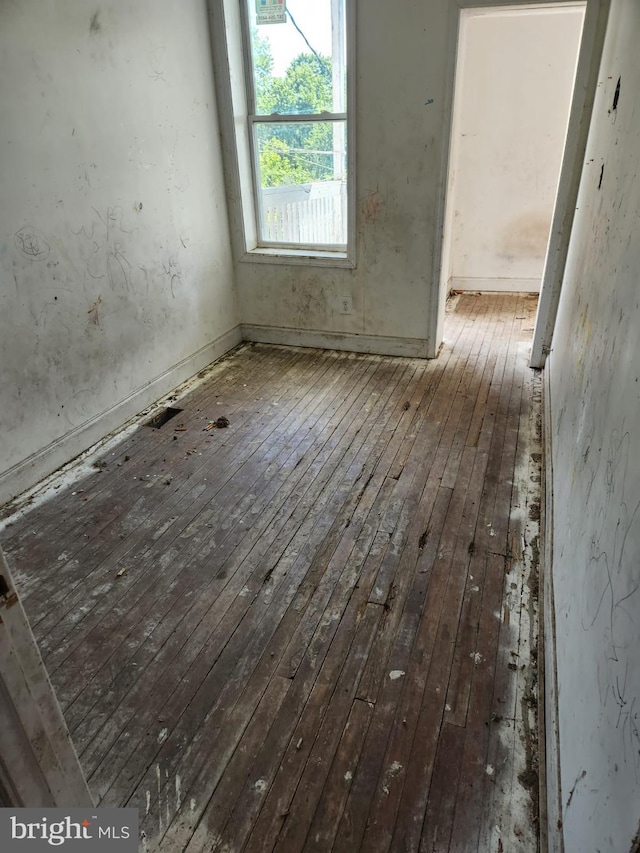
[234,0,353,262]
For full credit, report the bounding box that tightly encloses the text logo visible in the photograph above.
[1,809,138,851]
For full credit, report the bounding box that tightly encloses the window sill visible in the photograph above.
[240,247,356,269]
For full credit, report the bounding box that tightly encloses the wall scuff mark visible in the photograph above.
[362,189,383,225]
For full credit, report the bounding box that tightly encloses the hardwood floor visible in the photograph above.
[0,292,542,852]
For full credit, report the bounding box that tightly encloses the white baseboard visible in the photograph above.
[541,364,564,853]
[451,276,541,293]
[240,324,429,358]
[0,326,242,509]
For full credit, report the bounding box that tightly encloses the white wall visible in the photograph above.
[445,5,584,294]
[222,1,587,357]
[547,0,640,849]
[221,0,454,358]
[0,0,239,505]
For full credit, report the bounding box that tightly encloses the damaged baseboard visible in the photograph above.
[450,276,541,293]
[241,324,430,359]
[0,326,242,509]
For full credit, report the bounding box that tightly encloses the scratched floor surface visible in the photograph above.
[1,292,542,852]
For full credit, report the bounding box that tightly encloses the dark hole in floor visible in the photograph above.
[144,407,183,429]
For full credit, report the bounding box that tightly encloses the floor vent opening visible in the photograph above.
[144,407,183,429]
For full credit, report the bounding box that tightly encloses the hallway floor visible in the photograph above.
[1,292,542,852]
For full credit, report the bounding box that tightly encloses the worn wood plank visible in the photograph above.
[364,444,488,853]
[419,722,466,853]
[5,344,298,592]
[0,293,542,853]
[54,352,378,705]
[478,304,542,853]
[87,358,408,799]
[303,699,374,852]
[35,347,350,655]
[446,295,528,853]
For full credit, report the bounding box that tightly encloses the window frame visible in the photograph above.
[234,0,356,267]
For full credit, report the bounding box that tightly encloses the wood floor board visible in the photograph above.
[0,293,542,853]
[446,297,530,853]
[419,721,466,853]
[17,346,329,645]
[33,346,342,595]
[386,296,525,852]
[93,356,425,811]
[47,350,377,684]
[478,317,542,852]
[379,446,490,853]
[352,298,502,711]
[68,353,395,768]
[252,603,383,853]
[5,344,299,591]
[82,357,410,795]
[335,443,479,853]
[442,295,523,730]
[362,296,500,615]
[302,698,375,853]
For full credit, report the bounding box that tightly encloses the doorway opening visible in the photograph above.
[437,2,586,341]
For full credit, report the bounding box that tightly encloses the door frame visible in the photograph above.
[0,547,93,807]
[427,0,611,362]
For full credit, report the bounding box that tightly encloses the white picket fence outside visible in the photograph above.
[261,180,347,245]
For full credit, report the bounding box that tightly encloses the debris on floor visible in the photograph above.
[205,416,230,430]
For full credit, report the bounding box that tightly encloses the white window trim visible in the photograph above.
[211,0,356,268]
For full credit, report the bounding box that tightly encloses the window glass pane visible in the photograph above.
[255,120,347,245]
[248,0,346,115]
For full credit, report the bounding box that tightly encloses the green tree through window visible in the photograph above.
[252,33,334,186]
